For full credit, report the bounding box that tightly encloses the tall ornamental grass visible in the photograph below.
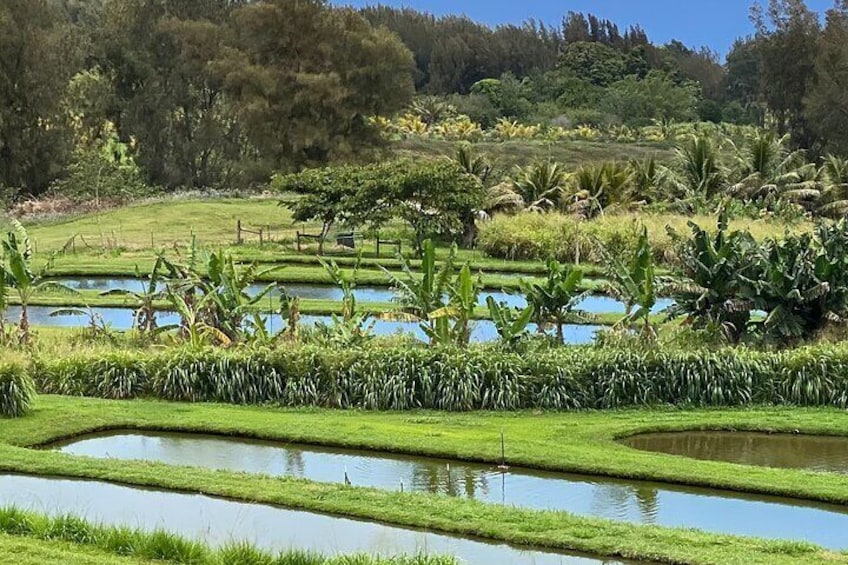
[29,344,848,411]
[0,359,35,418]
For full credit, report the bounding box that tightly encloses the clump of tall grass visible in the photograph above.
[0,359,35,418]
[28,342,848,411]
[478,211,808,265]
[0,507,460,565]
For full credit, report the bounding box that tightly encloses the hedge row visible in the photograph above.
[28,344,848,411]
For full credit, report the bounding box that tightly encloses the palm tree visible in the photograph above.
[450,144,492,247]
[510,161,570,212]
[451,144,493,184]
[781,155,848,217]
[0,220,78,344]
[628,157,674,204]
[729,131,806,201]
[484,182,525,216]
[817,154,848,217]
[408,96,456,125]
[673,133,724,200]
[567,162,632,219]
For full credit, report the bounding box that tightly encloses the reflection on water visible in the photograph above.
[7,306,603,344]
[51,431,848,550]
[0,474,620,565]
[623,431,848,474]
[53,277,675,313]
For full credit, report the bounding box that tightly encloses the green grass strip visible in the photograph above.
[1,397,847,564]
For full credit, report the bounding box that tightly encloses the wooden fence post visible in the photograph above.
[236,220,243,245]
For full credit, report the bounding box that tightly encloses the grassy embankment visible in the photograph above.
[1,397,848,564]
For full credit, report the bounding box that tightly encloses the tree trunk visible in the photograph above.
[19,303,29,345]
[460,211,477,249]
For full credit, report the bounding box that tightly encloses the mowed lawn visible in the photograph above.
[17,199,308,252]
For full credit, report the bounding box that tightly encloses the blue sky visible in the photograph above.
[335,0,834,54]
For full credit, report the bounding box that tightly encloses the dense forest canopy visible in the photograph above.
[1,0,847,197]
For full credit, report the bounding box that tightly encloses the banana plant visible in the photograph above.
[666,210,758,342]
[383,239,456,344]
[741,221,848,344]
[601,227,658,340]
[486,297,534,347]
[317,256,375,345]
[429,264,484,345]
[157,291,231,349]
[0,220,79,344]
[203,250,279,341]
[158,247,280,344]
[519,259,587,344]
[100,257,167,334]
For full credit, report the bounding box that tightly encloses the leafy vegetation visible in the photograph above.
[519,259,587,342]
[29,342,848,411]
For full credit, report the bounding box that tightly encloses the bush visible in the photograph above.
[0,361,35,418]
[28,343,848,411]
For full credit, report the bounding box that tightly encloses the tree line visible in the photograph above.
[0,0,414,196]
[2,0,848,198]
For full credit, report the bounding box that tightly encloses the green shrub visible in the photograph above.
[29,342,848,411]
[0,361,35,418]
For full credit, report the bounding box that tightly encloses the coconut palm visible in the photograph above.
[566,162,632,219]
[510,161,570,212]
[673,133,724,200]
[628,157,674,204]
[729,131,807,201]
[781,155,848,218]
[451,144,493,185]
[817,155,848,218]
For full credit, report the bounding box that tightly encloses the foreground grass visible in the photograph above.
[1,397,848,564]
[0,510,456,565]
[0,534,160,565]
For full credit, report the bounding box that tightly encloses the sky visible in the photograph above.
[334,0,835,55]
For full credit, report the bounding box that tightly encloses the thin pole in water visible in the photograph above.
[498,429,509,471]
